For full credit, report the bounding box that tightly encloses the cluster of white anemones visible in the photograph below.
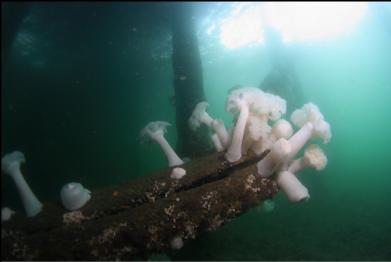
[138,86,331,204]
[138,85,331,205]
[189,86,331,203]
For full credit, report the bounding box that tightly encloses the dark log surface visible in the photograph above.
[1,151,279,261]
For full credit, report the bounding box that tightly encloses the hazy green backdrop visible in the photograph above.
[2,2,390,260]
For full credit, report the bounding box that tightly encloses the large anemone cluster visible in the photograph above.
[191,86,332,203]
[141,86,331,203]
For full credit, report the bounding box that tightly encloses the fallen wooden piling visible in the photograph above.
[1,151,279,260]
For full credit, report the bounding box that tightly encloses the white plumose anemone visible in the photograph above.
[60,182,91,211]
[170,236,184,250]
[225,87,286,162]
[2,151,43,217]
[211,119,230,148]
[276,171,310,203]
[257,138,292,177]
[286,103,331,161]
[244,90,286,156]
[225,88,251,162]
[189,102,230,149]
[189,102,214,130]
[2,207,16,222]
[140,121,184,167]
[288,144,328,173]
[252,118,293,155]
[270,119,294,141]
[211,133,224,152]
[170,167,187,179]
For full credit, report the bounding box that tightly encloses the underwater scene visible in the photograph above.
[2,2,391,261]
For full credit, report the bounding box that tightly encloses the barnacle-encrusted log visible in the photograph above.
[1,151,279,260]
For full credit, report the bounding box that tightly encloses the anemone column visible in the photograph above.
[170,3,211,157]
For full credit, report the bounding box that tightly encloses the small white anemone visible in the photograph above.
[245,89,286,156]
[252,119,293,155]
[170,235,184,250]
[188,102,213,131]
[276,171,310,203]
[271,119,294,140]
[287,103,331,161]
[189,102,230,149]
[252,91,286,121]
[170,167,187,179]
[60,182,91,211]
[304,144,328,171]
[242,113,271,155]
[290,102,332,144]
[2,207,16,222]
[291,103,323,127]
[225,87,286,162]
[226,87,259,115]
[140,121,184,167]
[2,151,43,217]
[288,144,328,173]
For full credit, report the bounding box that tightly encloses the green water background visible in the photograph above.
[2,2,391,260]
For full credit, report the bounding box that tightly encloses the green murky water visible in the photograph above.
[2,2,391,260]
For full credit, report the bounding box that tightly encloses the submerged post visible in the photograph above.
[170,3,212,158]
[259,28,304,113]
